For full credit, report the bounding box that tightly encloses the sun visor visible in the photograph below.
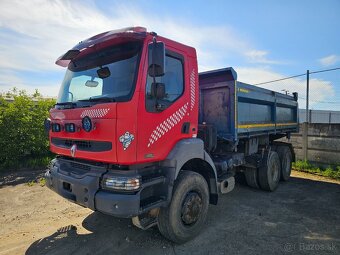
[55,27,147,67]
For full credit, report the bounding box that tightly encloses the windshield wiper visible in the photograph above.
[78,96,116,103]
[55,102,77,109]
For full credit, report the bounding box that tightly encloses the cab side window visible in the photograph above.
[146,52,184,112]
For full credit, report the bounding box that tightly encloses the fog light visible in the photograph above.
[102,176,140,191]
[52,123,61,132]
[65,123,76,133]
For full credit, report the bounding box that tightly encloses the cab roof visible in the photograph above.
[56,26,196,68]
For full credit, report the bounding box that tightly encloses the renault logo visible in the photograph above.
[70,144,77,157]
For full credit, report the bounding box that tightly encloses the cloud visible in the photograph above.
[0,0,259,96]
[0,0,268,73]
[0,0,332,104]
[244,50,281,64]
[0,0,115,72]
[319,55,340,67]
[236,67,335,109]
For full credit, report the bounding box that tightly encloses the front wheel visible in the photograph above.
[157,171,209,243]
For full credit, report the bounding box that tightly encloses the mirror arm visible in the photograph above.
[152,36,158,109]
[152,36,157,86]
[156,102,166,112]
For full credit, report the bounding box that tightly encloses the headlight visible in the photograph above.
[82,116,92,132]
[102,176,141,191]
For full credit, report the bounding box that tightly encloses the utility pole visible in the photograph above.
[306,70,309,123]
[303,70,310,161]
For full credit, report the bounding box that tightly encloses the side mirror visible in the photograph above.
[148,42,165,77]
[151,83,165,99]
[44,118,51,134]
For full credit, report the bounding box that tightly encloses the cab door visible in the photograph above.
[136,41,197,163]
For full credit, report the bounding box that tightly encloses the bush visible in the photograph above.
[0,88,56,170]
[292,160,340,180]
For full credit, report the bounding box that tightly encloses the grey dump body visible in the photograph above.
[199,67,299,142]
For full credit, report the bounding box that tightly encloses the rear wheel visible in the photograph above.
[244,167,260,189]
[157,171,209,243]
[276,146,293,181]
[258,151,281,191]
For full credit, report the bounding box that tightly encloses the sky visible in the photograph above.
[0,0,339,110]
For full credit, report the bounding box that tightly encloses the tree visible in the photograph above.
[0,89,55,169]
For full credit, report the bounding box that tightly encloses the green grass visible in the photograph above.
[26,156,53,169]
[38,177,46,187]
[26,177,46,187]
[292,160,340,180]
[0,155,54,171]
[26,180,35,187]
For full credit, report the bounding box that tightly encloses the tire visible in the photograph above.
[157,171,209,243]
[258,151,281,191]
[276,146,293,181]
[244,167,260,189]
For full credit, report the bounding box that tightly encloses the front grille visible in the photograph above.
[51,138,112,152]
[70,162,91,171]
[64,140,91,149]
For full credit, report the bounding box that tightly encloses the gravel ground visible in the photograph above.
[0,170,339,255]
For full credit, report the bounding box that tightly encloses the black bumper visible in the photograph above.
[45,158,173,218]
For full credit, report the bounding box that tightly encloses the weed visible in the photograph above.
[27,180,35,187]
[38,177,46,187]
[292,160,340,180]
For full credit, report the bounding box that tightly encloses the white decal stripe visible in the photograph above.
[80,108,110,118]
[147,103,189,148]
[190,69,196,111]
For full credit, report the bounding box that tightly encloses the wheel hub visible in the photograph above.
[181,192,202,225]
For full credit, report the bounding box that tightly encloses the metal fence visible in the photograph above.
[252,67,340,124]
[299,109,340,123]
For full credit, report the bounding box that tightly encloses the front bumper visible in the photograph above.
[45,158,172,218]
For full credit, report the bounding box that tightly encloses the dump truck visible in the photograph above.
[45,27,298,243]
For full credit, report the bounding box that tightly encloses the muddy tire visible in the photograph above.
[244,167,260,189]
[276,146,293,181]
[157,171,209,244]
[258,151,281,191]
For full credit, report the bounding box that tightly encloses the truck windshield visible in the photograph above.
[57,41,142,107]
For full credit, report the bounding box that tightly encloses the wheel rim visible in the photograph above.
[181,191,203,226]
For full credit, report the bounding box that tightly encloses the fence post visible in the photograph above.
[304,70,310,161]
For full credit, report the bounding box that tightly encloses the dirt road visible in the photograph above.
[0,170,339,255]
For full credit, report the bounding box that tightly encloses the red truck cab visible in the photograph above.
[50,27,198,164]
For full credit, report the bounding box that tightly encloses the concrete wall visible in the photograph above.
[280,123,340,165]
